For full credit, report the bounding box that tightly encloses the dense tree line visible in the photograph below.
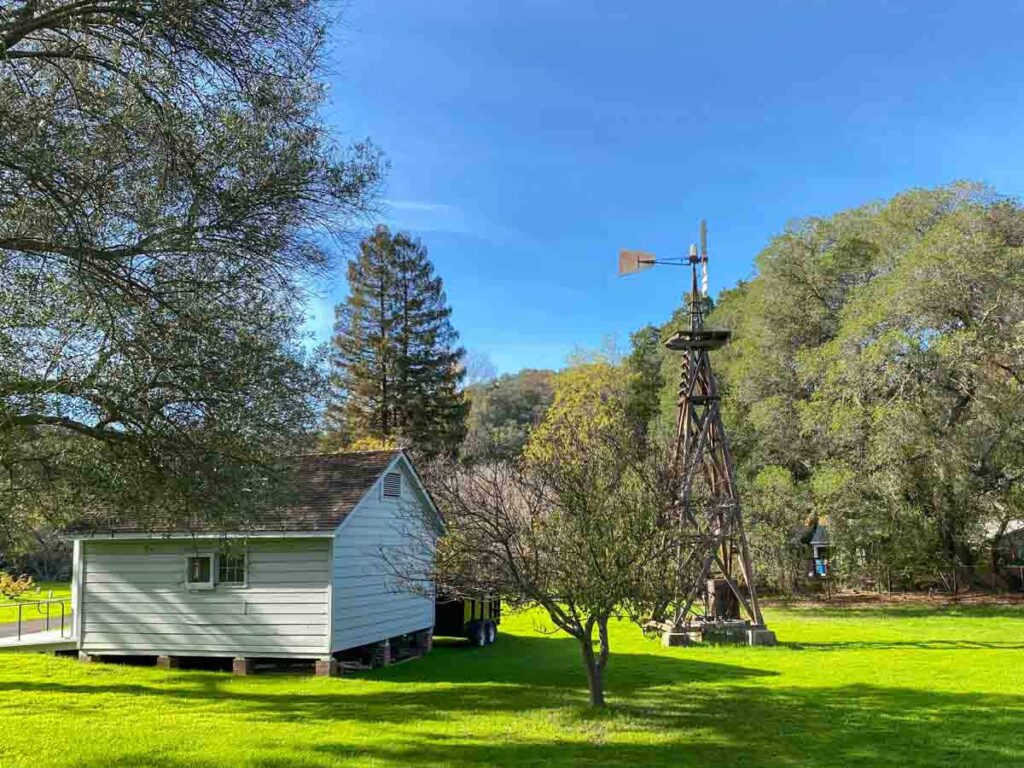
[655,184,1024,592]
[460,369,555,462]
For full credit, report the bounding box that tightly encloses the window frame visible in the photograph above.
[216,550,248,589]
[184,553,215,590]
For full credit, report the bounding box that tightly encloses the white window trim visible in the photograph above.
[184,552,215,591]
[216,551,249,589]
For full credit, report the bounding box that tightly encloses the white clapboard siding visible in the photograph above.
[331,460,437,652]
[80,538,331,658]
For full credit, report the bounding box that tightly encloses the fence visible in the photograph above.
[9,598,72,642]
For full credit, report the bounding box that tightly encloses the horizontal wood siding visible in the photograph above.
[81,539,331,657]
[331,461,436,652]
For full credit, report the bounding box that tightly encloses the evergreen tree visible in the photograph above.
[327,226,466,456]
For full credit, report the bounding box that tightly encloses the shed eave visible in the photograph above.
[66,529,336,541]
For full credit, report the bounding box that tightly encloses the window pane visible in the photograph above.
[187,556,211,583]
[218,553,245,584]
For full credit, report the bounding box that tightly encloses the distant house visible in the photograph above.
[807,522,830,578]
[67,450,441,675]
[987,521,1024,591]
[987,521,1024,563]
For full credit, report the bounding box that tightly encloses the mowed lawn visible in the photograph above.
[1,602,1023,767]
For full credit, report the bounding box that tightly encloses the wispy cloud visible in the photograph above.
[385,199,459,214]
[382,198,523,243]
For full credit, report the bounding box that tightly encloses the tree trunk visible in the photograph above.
[578,615,610,708]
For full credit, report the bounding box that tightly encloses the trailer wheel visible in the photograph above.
[485,621,497,645]
[469,621,486,647]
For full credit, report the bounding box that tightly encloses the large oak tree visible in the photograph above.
[0,0,383,543]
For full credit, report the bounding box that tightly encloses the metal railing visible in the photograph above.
[11,598,71,642]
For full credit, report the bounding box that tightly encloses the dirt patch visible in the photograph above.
[765,590,1024,611]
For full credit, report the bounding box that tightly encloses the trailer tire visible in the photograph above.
[469,621,486,647]
[485,621,497,645]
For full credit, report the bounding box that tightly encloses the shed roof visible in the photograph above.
[69,450,404,537]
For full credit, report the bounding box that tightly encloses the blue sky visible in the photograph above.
[309,1,1024,374]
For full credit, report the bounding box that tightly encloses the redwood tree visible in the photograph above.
[327,226,466,456]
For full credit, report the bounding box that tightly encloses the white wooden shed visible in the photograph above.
[67,450,441,674]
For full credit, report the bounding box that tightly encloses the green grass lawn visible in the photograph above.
[0,582,71,625]
[1,601,1023,767]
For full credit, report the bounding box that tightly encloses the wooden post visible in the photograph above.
[371,639,391,668]
[415,629,433,656]
[315,658,339,677]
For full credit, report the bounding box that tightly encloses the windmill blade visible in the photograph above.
[618,250,656,276]
[700,219,708,261]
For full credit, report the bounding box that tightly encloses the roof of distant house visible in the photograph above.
[810,523,829,546]
[68,450,408,536]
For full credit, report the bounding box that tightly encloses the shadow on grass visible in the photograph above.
[7,631,1024,767]
[377,633,774,689]
[303,683,1024,768]
[62,682,1024,768]
[0,634,770,725]
[784,638,1024,651]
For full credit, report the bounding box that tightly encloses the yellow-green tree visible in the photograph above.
[426,362,680,707]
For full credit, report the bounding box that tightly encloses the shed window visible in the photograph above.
[382,472,402,498]
[218,553,246,585]
[186,555,214,589]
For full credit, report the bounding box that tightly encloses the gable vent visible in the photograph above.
[382,472,402,499]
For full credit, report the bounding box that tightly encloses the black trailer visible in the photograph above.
[434,594,501,646]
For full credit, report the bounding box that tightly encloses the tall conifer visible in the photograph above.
[326,226,466,455]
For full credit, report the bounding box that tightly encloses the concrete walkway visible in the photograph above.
[0,613,73,638]
[0,628,76,651]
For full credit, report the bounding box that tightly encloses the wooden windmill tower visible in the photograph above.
[619,221,775,646]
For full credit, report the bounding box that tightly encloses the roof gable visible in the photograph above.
[339,452,445,535]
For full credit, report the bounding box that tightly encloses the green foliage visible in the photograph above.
[326,226,466,458]
[1,0,381,539]
[461,369,554,463]
[624,325,666,437]
[525,362,635,468]
[660,183,1024,591]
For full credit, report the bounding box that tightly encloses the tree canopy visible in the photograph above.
[460,369,555,463]
[1,0,383,541]
[673,184,1024,590]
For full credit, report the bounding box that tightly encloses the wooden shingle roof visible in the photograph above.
[69,450,404,536]
[279,450,401,531]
